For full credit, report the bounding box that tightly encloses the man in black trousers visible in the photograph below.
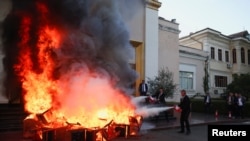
[138,80,148,96]
[204,93,212,114]
[177,89,191,135]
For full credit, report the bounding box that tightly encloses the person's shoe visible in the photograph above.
[177,130,184,133]
[186,131,191,135]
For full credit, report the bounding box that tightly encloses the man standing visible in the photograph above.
[138,80,148,96]
[204,93,211,114]
[177,89,191,135]
[236,93,246,119]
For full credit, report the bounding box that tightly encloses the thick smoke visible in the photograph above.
[1,0,139,101]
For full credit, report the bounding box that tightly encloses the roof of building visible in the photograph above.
[180,28,250,41]
[228,30,250,40]
[179,27,225,39]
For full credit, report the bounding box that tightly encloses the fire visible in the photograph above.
[15,17,60,113]
[14,0,137,130]
[17,25,137,126]
[3,1,142,140]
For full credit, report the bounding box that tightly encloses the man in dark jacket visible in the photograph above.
[138,80,148,96]
[178,89,191,135]
[204,93,212,114]
[152,88,166,104]
[151,88,169,122]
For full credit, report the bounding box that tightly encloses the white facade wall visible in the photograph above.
[144,8,159,80]
[158,18,179,81]
[179,46,208,97]
[158,17,180,102]
[205,37,233,96]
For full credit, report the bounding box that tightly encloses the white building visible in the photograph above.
[180,28,250,97]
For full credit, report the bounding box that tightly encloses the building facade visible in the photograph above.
[179,28,250,97]
[158,17,181,101]
[179,45,208,97]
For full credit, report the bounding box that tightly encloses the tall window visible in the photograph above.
[248,50,250,65]
[241,47,245,64]
[225,51,229,62]
[211,47,215,59]
[218,49,222,61]
[232,48,237,63]
[179,71,193,90]
[215,75,227,87]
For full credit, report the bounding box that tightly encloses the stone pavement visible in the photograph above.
[0,112,249,141]
[141,111,250,131]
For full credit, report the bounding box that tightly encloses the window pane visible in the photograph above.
[241,48,245,63]
[211,47,215,59]
[225,51,229,62]
[218,49,222,61]
[179,71,193,90]
[232,49,237,63]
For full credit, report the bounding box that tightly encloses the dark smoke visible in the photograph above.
[1,0,139,102]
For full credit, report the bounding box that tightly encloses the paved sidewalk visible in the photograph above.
[141,112,250,131]
[0,112,249,141]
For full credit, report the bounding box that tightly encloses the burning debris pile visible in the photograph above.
[1,0,146,140]
[23,108,143,141]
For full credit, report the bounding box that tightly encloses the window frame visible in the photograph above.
[218,49,222,61]
[241,47,245,64]
[225,50,229,62]
[214,75,227,87]
[232,48,237,63]
[179,71,194,90]
[211,47,215,59]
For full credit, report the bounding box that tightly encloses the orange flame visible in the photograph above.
[16,2,136,129]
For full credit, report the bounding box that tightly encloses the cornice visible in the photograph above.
[147,0,161,11]
[180,52,207,61]
[159,24,181,34]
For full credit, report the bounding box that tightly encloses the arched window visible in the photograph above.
[232,48,237,63]
[241,47,245,64]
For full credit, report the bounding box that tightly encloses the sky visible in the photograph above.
[158,0,250,37]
